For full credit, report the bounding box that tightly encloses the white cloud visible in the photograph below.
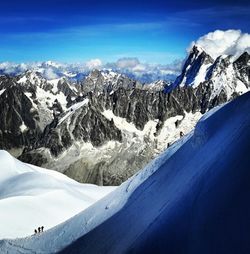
[0,62,29,75]
[190,29,250,59]
[104,58,182,82]
[85,59,102,69]
[43,68,59,80]
[106,58,182,74]
[0,58,182,83]
[132,64,147,72]
[115,58,140,69]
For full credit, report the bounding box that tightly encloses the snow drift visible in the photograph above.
[1,91,250,253]
[0,152,115,239]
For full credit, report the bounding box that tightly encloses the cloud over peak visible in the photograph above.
[85,59,102,70]
[0,57,181,83]
[190,29,250,59]
[2,29,248,83]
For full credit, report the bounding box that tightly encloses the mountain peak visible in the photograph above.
[190,44,205,55]
[234,51,250,66]
[41,61,62,68]
[172,44,214,88]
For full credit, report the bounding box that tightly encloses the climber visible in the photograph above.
[180,131,184,137]
[38,227,41,233]
[41,226,44,232]
[34,229,37,234]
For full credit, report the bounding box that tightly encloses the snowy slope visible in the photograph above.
[57,98,89,125]
[1,92,249,253]
[0,151,115,239]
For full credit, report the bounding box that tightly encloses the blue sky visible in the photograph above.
[0,0,249,64]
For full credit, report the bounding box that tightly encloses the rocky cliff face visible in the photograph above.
[0,49,249,185]
[0,85,41,155]
[172,45,214,89]
[173,46,249,98]
[233,52,250,87]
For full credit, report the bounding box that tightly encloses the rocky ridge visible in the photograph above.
[0,47,249,185]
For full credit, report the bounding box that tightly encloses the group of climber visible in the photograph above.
[34,226,44,235]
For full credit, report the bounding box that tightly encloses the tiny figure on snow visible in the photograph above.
[41,226,44,232]
[38,227,41,233]
[180,131,184,137]
[34,229,37,234]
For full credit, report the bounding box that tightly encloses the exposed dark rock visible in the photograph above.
[233,52,250,87]
[172,45,214,89]
[19,151,48,167]
[0,50,249,185]
[0,86,41,151]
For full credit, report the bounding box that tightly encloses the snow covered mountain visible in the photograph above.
[0,42,249,185]
[19,50,250,185]
[17,83,205,185]
[1,90,249,254]
[0,60,177,84]
[172,45,249,99]
[0,150,115,239]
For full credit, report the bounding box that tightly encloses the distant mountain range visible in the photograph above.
[0,45,249,185]
[0,59,180,84]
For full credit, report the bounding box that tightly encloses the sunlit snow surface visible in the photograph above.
[0,152,115,239]
[0,92,250,254]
